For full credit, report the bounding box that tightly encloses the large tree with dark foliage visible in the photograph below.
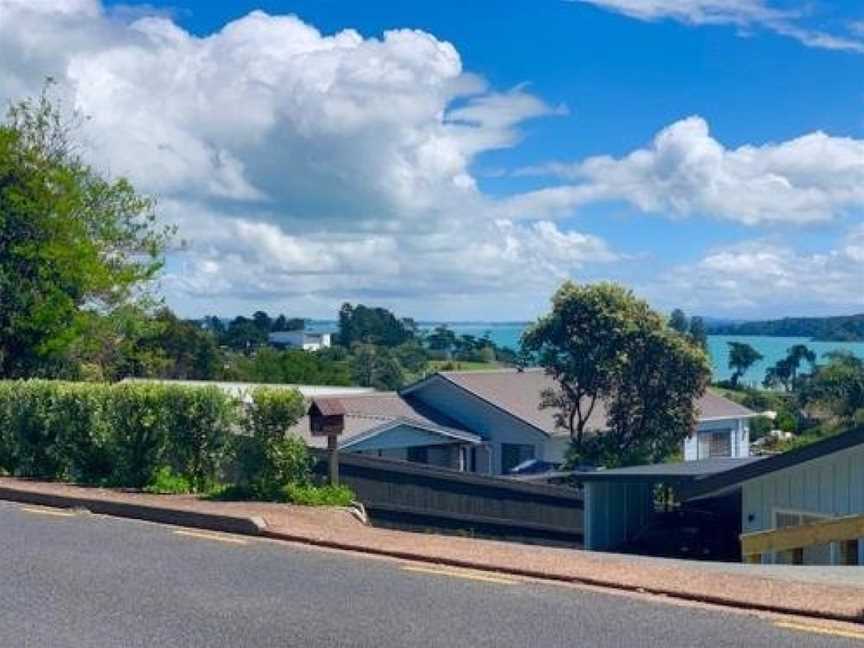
[763,344,817,392]
[337,303,416,347]
[727,342,763,388]
[523,282,710,466]
[801,352,864,423]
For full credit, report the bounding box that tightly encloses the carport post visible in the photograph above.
[859,538,864,566]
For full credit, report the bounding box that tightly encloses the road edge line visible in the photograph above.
[2,486,861,627]
[259,529,864,626]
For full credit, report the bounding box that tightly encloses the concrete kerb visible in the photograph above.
[1,485,862,626]
[0,486,266,536]
[257,528,864,625]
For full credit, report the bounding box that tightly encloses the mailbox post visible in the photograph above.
[308,398,346,486]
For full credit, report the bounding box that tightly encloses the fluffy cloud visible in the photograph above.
[574,0,864,53]
[648,231,864,314]
[0,0,623,316]
[508,116,864,225]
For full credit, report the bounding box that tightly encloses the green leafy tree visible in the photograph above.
[350,344,405,390]
[142,309,221,380]
[337,303,415,347]
[0,84,171,377]
[252,310,272,334]
[602,326,711,466]
[727,342,763,388]
[394,340,429,375]
[801,352,864,423]
[523,281,710,464]
[223,316,267,351]
[668,309,689,335]
[763,344,817,392]
[426,325,457,356]
[688,316,709,351]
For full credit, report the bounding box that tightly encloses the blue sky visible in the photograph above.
[4,0,864,320]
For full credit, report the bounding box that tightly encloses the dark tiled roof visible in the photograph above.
[434,369,756,437]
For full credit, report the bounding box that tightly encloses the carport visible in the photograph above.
[573,458,765,551]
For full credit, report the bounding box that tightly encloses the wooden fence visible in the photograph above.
[741,514,864,565]
[311,451,584,546]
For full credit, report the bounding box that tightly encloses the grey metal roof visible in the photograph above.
[683,427,864,499]
[410,369,756,438]
[568,457,767,484]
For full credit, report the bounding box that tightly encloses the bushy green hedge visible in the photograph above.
[0,381,238,489]
[0,380,353,505]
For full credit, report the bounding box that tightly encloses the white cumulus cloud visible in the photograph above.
[647,231,864,314]
[0,0,618,317]
[508,116,864,225]
[574,0,864,53]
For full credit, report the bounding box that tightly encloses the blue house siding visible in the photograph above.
[408,375,550,475]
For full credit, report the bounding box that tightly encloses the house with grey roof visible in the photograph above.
[293,368,757,476]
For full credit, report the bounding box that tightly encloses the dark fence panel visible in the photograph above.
[311,451,583,547]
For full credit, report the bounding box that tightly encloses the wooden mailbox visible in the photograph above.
[308,398,346,486]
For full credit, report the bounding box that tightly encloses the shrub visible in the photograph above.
[749,415,773,441]
[164,386,235,492]
[9,381,65,478]
[144,466,193,494]
[104,383,172,488]
[51,382,114,483]
[280,483,354,507]
[239,387,307,494]
[0,380,323,501]
[775,410,798,433]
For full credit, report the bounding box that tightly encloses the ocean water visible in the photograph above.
[308,320,864,383]
[431,323,864,384]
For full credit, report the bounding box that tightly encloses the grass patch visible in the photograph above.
[144,467,193,495]
[280,483,355,507]
[206,481,355,507]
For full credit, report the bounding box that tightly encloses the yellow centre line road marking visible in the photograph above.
[401,565,519,585]
[174,530,249,545]
[19,506,76,517]
[775,621,864,642]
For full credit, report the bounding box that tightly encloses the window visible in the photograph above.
[407,446,428,464]
[699,430,732,458]
[773,509,831,565]
[841,540,860,566]
[501,443,535,474]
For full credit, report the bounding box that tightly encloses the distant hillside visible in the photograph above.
[706,314,864,342]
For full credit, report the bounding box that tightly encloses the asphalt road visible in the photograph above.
[1,500,862,648]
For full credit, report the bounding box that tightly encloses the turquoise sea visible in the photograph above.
[423,323,864,384]
[306,320,864,383]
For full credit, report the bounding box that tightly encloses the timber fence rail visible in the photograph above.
[310,451,584,545]
[741,514,864,565]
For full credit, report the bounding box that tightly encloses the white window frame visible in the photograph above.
[772,508,829,530]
